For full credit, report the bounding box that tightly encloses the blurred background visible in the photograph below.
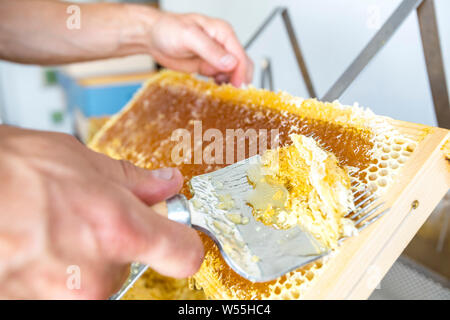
[0,0,448,299]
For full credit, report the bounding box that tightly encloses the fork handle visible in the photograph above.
[150,194,192,226]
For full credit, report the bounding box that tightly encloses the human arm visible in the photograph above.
[0,0,252,86]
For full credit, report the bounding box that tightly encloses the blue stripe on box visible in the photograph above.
[57,72,143,117]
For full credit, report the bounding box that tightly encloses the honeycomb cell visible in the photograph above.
[379,161,388,169]
[406,143,416,152]
[378,179,387,187]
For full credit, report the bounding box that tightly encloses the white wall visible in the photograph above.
[162,0,450,127]
[0,61,72,133]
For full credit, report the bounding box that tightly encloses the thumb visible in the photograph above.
[88,150,184,205]
[130,167,184,205]
[84,184,204,278]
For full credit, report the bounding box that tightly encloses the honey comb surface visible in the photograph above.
[90,70,423,300]
[121,268,206,300]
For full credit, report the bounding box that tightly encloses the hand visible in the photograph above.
[0,126,203,299]
[146,11,253,87]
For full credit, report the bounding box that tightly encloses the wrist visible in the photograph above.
[120,4,162,54]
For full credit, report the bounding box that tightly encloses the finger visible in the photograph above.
[131,167,184,205]
[150,49,220,75]
[133,206,204,278]
[245,55,254,84]
[152,52,235,83]
[87,150,183,205]
[215,73,230,85]
[90,187,204,278]
[183,24,238,73]
[193,17,251,87]
[224,40,251,87]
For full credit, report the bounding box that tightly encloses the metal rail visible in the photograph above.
[322,0,424,102]
[417,0,450,129]
[245,7,316,98]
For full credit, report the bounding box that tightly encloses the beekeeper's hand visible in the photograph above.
[0,1,253,87]
[147,10,253,87]
[0,125,203,299]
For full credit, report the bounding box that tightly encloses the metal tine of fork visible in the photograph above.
[307,133,333,151]
[352,186,368,198]
[351,189,361,196]
[357,208,389,231]
[354,192,377,210]
[349,171,360,178]
[345,189,370,218]
[352,189,371,203]
[349,195,379,220]
[337,236,348,245]
[351,182,361,191]
[354,202,385,226]
[305,132,332,150]
[339,206,389,245]
[316,141,332,151]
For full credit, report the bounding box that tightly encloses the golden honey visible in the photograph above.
[247,134,356,249]
[121,268,206,300]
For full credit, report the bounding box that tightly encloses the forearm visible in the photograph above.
[0,0,158,65]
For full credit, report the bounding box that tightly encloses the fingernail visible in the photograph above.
[151,168,174,180]
[219,54,237,70]
[215,73,230,84]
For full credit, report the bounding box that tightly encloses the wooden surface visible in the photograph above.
[302,122,449,299]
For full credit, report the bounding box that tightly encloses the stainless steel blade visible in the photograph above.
[188,155,328,282]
